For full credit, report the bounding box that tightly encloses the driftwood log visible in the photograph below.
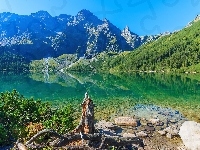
[16,92,144,150]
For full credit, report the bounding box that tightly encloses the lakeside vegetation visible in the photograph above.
[0,90,77,146]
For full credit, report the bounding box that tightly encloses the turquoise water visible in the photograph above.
[1,71,200,121]
[0,72,200,103]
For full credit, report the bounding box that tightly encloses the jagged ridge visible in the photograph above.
[0,9,159,60]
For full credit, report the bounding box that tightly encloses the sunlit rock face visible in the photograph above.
[0,9,159,60]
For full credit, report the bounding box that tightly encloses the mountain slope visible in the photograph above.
[0,9,159,62]
[67,15,200,73]
[98,17,200,73]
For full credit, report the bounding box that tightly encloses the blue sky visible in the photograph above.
[0,0,200,35]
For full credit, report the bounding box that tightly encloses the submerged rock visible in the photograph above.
[131,104,187,123]
[179,121,200,150]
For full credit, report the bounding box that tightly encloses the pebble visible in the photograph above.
[147,123,153,127]
[158,130,166,136]
[155,121,164,126]
[136,131,148,137]
[137,125,146,131]
[123,133,136,138]
[166,133,172,139]
[149,118,160,124]
[170,119,177,123]
[145,125,155,131]
[140,118,147,126]
[155,126,163,131]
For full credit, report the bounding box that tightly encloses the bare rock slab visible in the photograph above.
[179,121,200,150]
[114,117,139,126]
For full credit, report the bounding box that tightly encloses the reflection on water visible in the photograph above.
[0,71,200,121]
[42,57,50,83]
[0,71,200,101]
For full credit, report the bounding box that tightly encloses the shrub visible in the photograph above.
[0,90,76,146]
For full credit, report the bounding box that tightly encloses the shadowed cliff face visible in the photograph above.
[0,9,159,60]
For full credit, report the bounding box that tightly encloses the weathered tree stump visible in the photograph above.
[73,92,95,134]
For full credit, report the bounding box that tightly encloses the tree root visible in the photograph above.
[15,129,144,150]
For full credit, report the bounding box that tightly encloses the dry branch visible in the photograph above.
[25,129,64,145]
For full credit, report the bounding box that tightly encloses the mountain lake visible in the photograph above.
[0,71,200,122]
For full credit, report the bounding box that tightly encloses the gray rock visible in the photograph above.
[166,133,172,139]
[136,131,148,137]
[122,132,136,138]
[95,120,119,130]
[179,121,200,150]
[169,119,177,123]
[137,125,146,131]
[140,118,147,126]
[114,117,139,126]
[163,125,179,137]
[158,130,166,136]
[149,118,160,124]
[145,125,155,131]
[155,121,164,126]
[155,126,164,131]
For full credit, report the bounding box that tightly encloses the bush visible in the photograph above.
[0,90,76,146]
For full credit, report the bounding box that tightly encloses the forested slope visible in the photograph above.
[106,19,200,73]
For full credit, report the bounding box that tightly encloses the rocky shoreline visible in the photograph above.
[2,103,199,149]
[95,104,189,149]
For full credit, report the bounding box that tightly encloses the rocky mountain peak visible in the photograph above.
[194,14,200,22]
[122,26,131,36]
[0,10,160,60]
[186,14,200,28]
[31,10,52,19]
[0,12,18,22]
[78,9,94,17]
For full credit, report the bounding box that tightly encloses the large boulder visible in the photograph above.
[179,121,200,150]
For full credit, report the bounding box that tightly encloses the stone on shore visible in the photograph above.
[95,120,119,130]
[149,118,160,124]
[140,118,148,126]
[158,130,166,136]
[179,121,200,150]
[114,117,139,126]
[166,133,172,139]
[123,133,136,138]
[136,131,148,137]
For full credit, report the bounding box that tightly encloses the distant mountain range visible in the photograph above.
[0,9,160,60]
